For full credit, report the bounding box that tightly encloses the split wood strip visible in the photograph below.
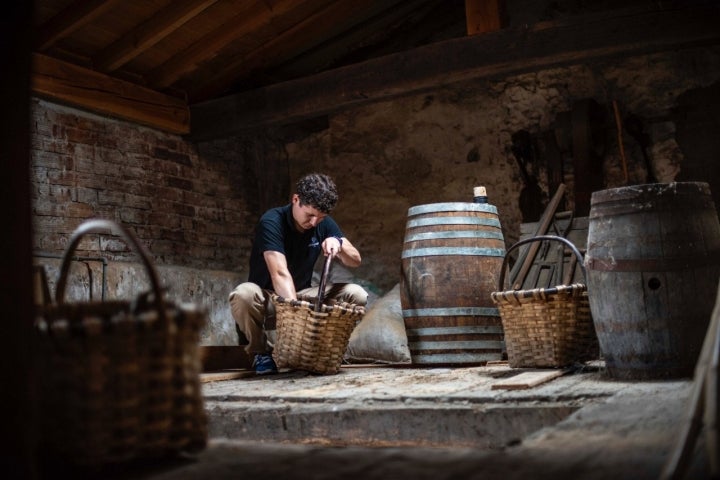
[510,184,566,290]
[491,369,570,390]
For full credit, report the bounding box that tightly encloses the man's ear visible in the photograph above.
[291,193,299,205]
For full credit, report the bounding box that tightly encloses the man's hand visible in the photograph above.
[322,237,343,258]
[324,237,361,267]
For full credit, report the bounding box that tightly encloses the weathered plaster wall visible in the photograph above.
[38,258,241,345]
[279,46,720,292]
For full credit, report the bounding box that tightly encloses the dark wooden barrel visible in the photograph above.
[585,182,720,380]
[400,202,506,365]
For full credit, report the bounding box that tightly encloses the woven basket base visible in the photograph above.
[36,303,208,467]
[494,289,598,368]
[272,296,364,375]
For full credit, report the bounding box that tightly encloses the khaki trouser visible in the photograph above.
[229,282,368,355]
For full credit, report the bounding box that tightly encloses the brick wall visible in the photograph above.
[29,99,296,345]
[30,98,252,273]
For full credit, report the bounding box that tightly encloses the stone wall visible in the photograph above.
[277,46,720,291]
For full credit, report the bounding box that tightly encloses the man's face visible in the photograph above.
[291,194,327,231]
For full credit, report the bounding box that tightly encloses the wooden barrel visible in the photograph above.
[585,182,720,380]
[400,202,506,365]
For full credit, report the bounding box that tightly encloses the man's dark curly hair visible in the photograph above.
[296,173,338,214]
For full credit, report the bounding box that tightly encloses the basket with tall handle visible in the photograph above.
[491,235,599,368]
[271,255,365,374]
[35,219,207,467]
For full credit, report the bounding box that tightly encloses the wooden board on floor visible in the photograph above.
[491,369,569,390]
[201,369,255,383]
[486,360,510,366]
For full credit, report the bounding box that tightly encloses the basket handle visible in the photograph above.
[55,219,165,316]
[499,234,587,291]
[314,255,333,312]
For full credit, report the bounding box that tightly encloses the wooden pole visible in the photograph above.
[660,283,720,479]
[510,184,566,290]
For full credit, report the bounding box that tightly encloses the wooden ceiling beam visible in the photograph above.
[189,5,720,141]
[147,0,333,90]
[94,0,219,72]
[32,53,190,134]
[36,0,123,51]
[273,0,441,80]
[189,0,405,102]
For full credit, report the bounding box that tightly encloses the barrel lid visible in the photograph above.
[590,182,711,204]
[408,202,498,216]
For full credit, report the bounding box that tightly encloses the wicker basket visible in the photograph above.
[34,220,207,467]
[491,235,599,368]
[271,256,365,374]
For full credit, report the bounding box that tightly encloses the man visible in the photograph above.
[229,173,367,374]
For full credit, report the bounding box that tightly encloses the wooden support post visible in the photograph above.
[465,0,505,35]
[2,3,37,478]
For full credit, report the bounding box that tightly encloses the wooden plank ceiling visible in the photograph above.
[32,0,468,134]
[31,1,720,138]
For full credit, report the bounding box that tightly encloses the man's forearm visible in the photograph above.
[271,272,297,300]
[336,238,361,267]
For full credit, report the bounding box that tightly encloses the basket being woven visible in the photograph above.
[271,256,364,374]
[271,295,365,374]
[491,235,599,368]
[34,220,207,467]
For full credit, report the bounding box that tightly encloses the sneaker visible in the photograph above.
[252,353,278,375]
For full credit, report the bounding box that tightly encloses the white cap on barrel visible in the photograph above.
[473,186,487,197]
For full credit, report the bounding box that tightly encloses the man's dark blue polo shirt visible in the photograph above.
[248,204,343,291]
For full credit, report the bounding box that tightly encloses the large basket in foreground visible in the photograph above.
[34,220,207,468]
[491,235,598,368]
